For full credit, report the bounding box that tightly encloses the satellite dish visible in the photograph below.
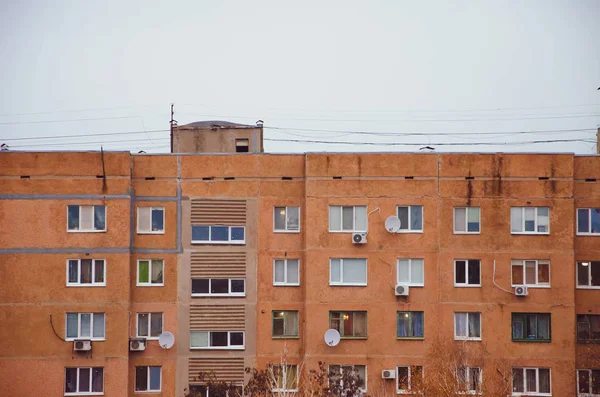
[158,332,175,349]
[324,329,341,347]
[385,216,401,233]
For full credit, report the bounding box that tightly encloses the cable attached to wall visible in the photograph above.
[492,260,514,295]
[49,314,66,342]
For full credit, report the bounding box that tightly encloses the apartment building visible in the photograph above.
[0,122,599,396]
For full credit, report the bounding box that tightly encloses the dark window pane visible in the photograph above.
[68,260,79,283]
[150,313,162,337]
[397,367,409,389]
[94,206,106,230]
[455,261,466,284]
[230,332,244,346]
[578,263,590,286]
[512,314,524,339]
[192,279,209,294]
[410,206,423,230]
[591,262,600,287]
[412,312,424,337]
[578,370,590,393]
[151,209,164,231]
[231,227,245,241]
[78,367,90,392]
[578,209,590,233]
[68,206,79,230]
[81,259,92,284]
[135,367,148,391]
[211,279,228,294]
[91,368,103,392]
[149,367,161,391]
[211,332,228,346]
[592,369,600,393]
[397,312,409,337]
[592,209,600,233]
[512,369,524,392]
[231,279,245,293]
[65,368,77,393]
[189,385,209,397]
[468,260,480,285]
[192,226,209,241]
[94,260,104,283]
[273,313,284,336]
[274,207,286,230]
[397,207,409,230]
[211,226,228,241]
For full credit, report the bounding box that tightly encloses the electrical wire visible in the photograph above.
[0,129,169,142]
[0,116,137,125]
[0,104,165,117]
[264,138,596,146]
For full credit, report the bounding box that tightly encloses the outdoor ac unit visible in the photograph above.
[382,369,396,379]
[352,232,367,244]
[514,285,528,296]
[129,338,146,352]
[395,284,409,296]
[73,340,92,352]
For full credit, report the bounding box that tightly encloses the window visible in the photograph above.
[512,313,551,342]
[577,208,600,235]
[330,258,367,286]
[190,331,244,349]
[330,311,367,338]
[512,367,551,395]
[272,365,298,392]
[577,261,600,288]
[191,278,245,296]
[67,205,106,232]
[396,205,423,232]
[457,366,482,394]
[137,259,164,286]
[397,366,423,394]
[274,259,300,286]
[329,205,367,232]
[136,313,163,339]
[454,259,481,287]
[511,207,550,234]
[329,365,367,393]
[235,138,249,152]
[454,312,481,340]
[511,260,550,287]
[577,369,600,396]
[454,207,480,233]
[397,312,424,339]
[66,259,105,286]
[191,225,245,244]
[66,313,105,341]
[272,311,299,338]
[397,258,424,287]
[577,314,600,343]
[274,206,300,232]
[65,367,104,395]
[137,207,164,234]
[135,366,161,392]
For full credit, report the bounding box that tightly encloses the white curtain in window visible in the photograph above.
[330,259,341,283]
[354,206,367,231]
[66,313,78,338]
[287,207,299,230]
[455,313,467,336]
[287,260,299,284]
[191,331,209,347]
[92,313,104,338]
[80,314,91,337]
[511,208,522,232]
[455,208,466,231]
[329,206,341,230]
[342,259,366,283]
[80,206,94,230]
[284,312,298,336]
[410,259,424,284]
[397,259,409,283]
[274,260,285,283]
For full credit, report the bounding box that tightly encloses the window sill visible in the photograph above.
[329,283,368,287]
[398,284,424,287]
[67,230,107,233]
[134,390,162,394]
[454,284,481,288]
[397,337,424,341]
[272,389,299,393]
[65,393,104,396]
[511,284,551,289]
[393,230,424,234]
[273,283,300,287]
[67,284,106,287]
[136,283,164,287]
[512,339,551,343]
[340,337,368,340]
[191,241,245,245]
[510,232,550,235]
[328,230,368,233]
[66,338,105,342]
[272,336,299,339]
[273,230,301,234]
[190,346,245,350]
[576,232,600,236]
[191,293,246,297]
[453,231,481,235]
[137,231,165,235]
[454,337,482,341]
[139,337,160,340]
[576,286,600,290]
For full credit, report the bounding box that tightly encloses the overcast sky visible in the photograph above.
[1,0,599,154]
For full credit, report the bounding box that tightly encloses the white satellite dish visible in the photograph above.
[324,329,341,347]
[385,216,402,233]
[158,332,175,349]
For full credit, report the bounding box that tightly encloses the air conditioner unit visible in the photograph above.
[352,232,367,244]
[129,338,146,352]
[73,340,92,352]
[514,285,528,296]
[395,284,409,296]
[382,369,396,379]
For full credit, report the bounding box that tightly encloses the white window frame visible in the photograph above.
[577,261,600,289]
[511,259,551,288]
[67,205,106,232]
[273,206,300,233]
[190,331,245,350]
[191,225,246,244]
[65,313,105,341]
[272,364,299,392]
[136,312,163,340]
[577,369,600,396]
[396,365,423,394]
[577,208,600,236]
[191,278,246,297]
[511,367,551,396]
[328,364,368,393]
[396,205,424,233]
[454,312,481,341]
[135,366,162,393]
[273,259,300,286]
[64,367,104,396]
[454,259,481,287]
[328,205,368,233]
[329,258,368,286]
[137,207,165,234]
[453,207,480,234]
[397,258,425,287]
[136,259,164,287]
[510,207,550,235]
[66,259,106,287]
[456,366,482,394]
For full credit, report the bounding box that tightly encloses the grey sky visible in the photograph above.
[1,0,599,154]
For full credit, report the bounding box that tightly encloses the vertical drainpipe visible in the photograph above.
[128,153,135,395]
[301,154,308,359]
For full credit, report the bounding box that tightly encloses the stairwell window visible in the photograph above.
[330,311,367,339]
[454,259,481,287]
[136,313,163,340]
[577,261,600,289]
[135,366,161,392]
[577,208,600,235]
[66,313,105,341]
[397,312,424,339]
[191,278,245,296]
[397,366,423,394]
[456,366,482,394]
[274,259,300,286]
[67,205,106,232]
[137,207,164,234]
[272,311,299,338]
[511,260,550,287]
[65,367,104,395]
[190,331,244,349]
[454,312,481,341]
[511,207,550,234]
[274,206,300,232]
[192,225,245,244]
[329,205,367,232]
[577,369,600,396]
[454,207,480,234]
[67,259,105,286]
[137,259,164,286]
[397,205,423,232]
[272,365,298,392]
[577,314,600,343]
[397,258,424,287]
[330,258,367,286]
[512,313,551,342]
[512,367,551,395]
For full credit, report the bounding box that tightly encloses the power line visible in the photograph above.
[0,116,137,125]
[264,138,596,146]
[8,137,170,148]
[0,104,165,117]
[0,129,169,142]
